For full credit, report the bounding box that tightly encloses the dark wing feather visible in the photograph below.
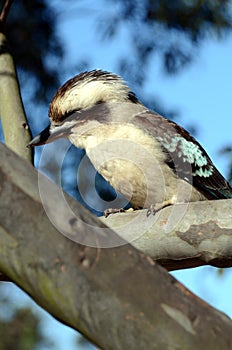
[132,110,232,199]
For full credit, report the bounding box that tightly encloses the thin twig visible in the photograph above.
[0,0,13,23]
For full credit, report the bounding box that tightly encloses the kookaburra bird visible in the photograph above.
[28,69,232,214]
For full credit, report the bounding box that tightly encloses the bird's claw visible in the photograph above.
[104,208,126,218]
[147,199,174,217]
[104,207,134,218]
[147,204,161,217]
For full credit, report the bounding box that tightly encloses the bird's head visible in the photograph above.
[28,70,140,147]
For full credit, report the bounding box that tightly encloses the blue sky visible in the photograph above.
[3,1,232,349]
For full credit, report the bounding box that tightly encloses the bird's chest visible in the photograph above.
[80,124,178,208]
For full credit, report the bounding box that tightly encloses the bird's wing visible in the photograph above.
[132,110,232,199]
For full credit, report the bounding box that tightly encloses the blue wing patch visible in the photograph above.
[132,110,232,199]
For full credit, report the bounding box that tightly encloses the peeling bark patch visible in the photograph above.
[22,122,29,129]
[161,303,196,335]
[80,258,91,269]
[176,221,230,248]
[69,217,78,226]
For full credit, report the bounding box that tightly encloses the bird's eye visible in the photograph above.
[96,99,104,104]
[64,109,80,118]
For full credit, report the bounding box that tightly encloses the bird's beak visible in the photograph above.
[27,124,51,147]
[27,123,72,147]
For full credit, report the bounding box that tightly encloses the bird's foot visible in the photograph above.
[104,207,134,218]
[147,198,175,217]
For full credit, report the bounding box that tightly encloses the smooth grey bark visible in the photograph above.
[102,199,232,270]
[0,142,232,350]
[0,30,33,162]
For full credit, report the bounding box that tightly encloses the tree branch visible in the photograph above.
[0,142,232,349]
[0,2,33,163]
[0,0,13,23]
[101,199,232,270]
